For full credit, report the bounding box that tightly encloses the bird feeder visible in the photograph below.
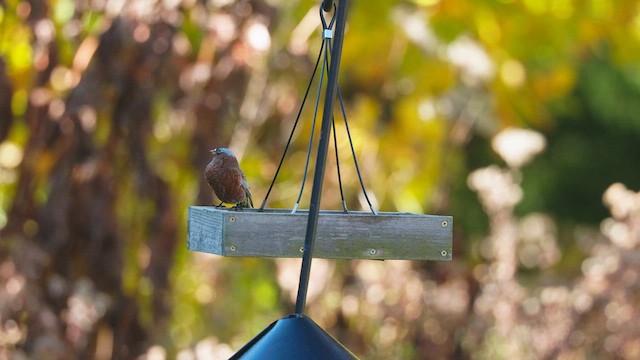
[188,208,452,261]
[187,1,453,358]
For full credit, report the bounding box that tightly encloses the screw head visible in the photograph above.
[369,249,377,256]
[230,245,237,251]
[441,220,448,227]
[229,216,236,223]
[441,250,448,257]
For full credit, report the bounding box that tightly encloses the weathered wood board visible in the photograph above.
[187,206,453,261]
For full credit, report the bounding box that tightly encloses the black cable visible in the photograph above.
[336,84,377,215]
[292,38,329,213]
[326,38,378,215]
[260,4,337,211]
[332,116,348,212]
[320,45,348,213]
[259,39,326,210]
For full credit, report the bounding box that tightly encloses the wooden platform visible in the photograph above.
[187,207,452,261]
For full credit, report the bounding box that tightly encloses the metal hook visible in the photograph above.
[322,0,334,13]
[320,3,337,30]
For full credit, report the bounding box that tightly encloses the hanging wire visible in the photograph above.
[332,116,348,212]
[291,6,337,213]
[321,43,348,213]
[335,85,377,215]
[259,12,333,211]
[260,4,376,215]
[291,39,328,214]
[325,39,378,215]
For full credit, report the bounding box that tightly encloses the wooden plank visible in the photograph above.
[188,207,225,254]
[187,206,452,261]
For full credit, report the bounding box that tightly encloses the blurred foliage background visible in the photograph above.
[1,0,640,359]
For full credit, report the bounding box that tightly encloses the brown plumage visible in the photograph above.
[204,148,253,208]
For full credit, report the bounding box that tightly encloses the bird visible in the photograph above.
[204,147,254,208]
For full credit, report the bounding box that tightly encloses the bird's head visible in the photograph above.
[210,148,235,158]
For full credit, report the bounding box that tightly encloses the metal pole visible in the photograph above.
[294,0,348,316]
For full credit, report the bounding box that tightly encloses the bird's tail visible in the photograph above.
[241,183,254,208]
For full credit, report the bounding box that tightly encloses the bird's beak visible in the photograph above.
[209,149,216,154]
